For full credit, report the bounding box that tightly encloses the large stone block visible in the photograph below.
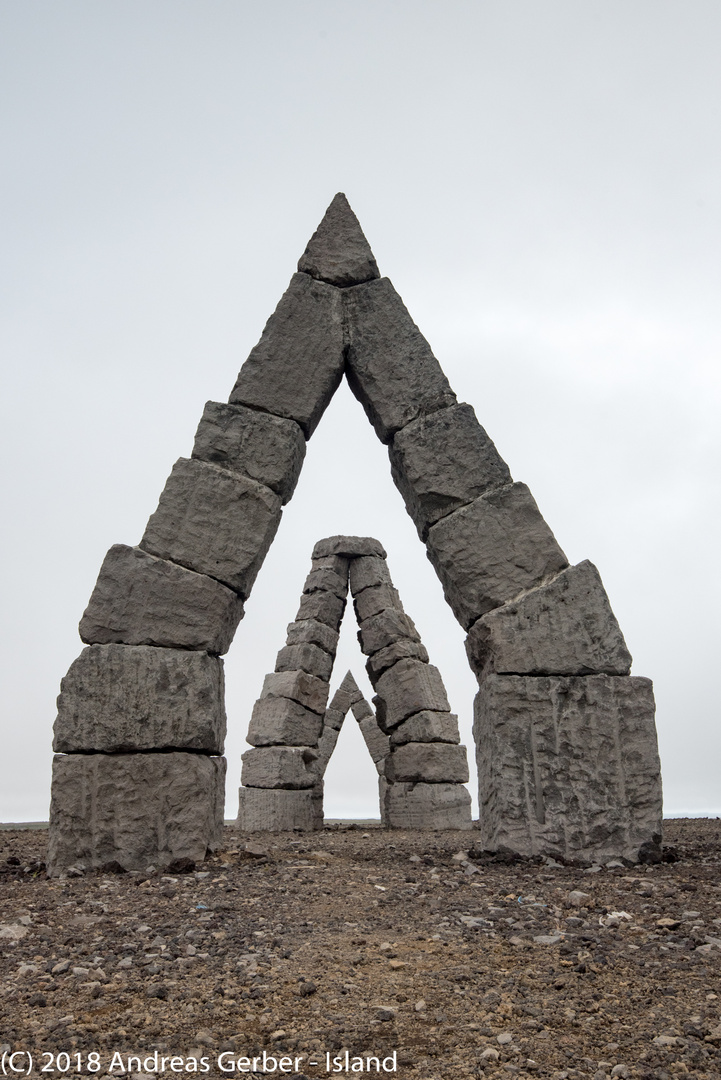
[389,403,512,538]
[261,670,330,715]
[228,272,344,438]
[312,535,386,559]
[286,618,339,655]
[465,560,632,679]
[275,643,334,682]
[385,742,469,783]
[366,639,429,684]
[303,567,349,599]
[345,278,458,443]
[246,696,323,747]
[241,746,317,789]
[191,401,305,504]
[141,458,282,598]
[296,590,346,631]
[237,787,316,831]
[357,609,420,656]
[474,674,662,863]
[53,644,226,754]
[79,544,244,655]
[390,710,461,746]
[349,555,393,595]
[311,554,350,578]
[297,193,380,287]
[47,752,225,874]
[353,584,403,623]
[374,659,450,731]
[311,723,342,779]
[382,781,473,830]
[357,716,390,771]
[426,482,568,630]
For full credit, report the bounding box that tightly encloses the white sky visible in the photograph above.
[1,1,719,822]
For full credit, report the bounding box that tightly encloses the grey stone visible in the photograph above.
[389,403,512,538]
[357,716,390,771]
[357,609,420,656]
[141,458,282,598]
[312,535,387,559]
[382,781,473,830]
[47,753,225,874]
[241,746,317,789]
[286,618,339,655]
[53,644,225,754]
[474,674,662,863]
[228,272,344,438]
[350,697,374,721]
[374,659,450,731]
[353,584,403,623]
[344,277,457,443]
[385,742,469,784]
[365,639,430,684]
[297,193,380,287]
[237,787,316,832]
[389,710,461,746]
[191,401,305,504]
[348,555,393,595]
[261,670,330,716]
[79,545,244,655]
[311,554,349,578]
[322,707,346,732]
[303,567,349,599]
[311,723,342,779]
[275,643,334,682]
[246,696,324,747]
[295,591,346,631]
[426,482,569,630]
[465,560,632,678]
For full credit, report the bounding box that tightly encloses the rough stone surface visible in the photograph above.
[345,277,458,443]
[311,724,341,779]
[311,554,349,578]
[191,401,305,505]
[228,272,344,438]
[465,560,633,679]
[79,544,244,655]
[389,403,512,538]
[385,742,469,784]
[47,752,225,873]
[295,591,346,631]
[141,458,282,598]
[382,781,473,830]
[365,638,430,684]
[286,618,339,655]
[53,644,226,754]
[426,482,569,630]
[349,555,393,595]
[389,709,461,746]
[236,787,316,831]
[357,716,390,772]
[353,584,403,623]
[357,608,420,656]
[303,567,349,599]
[246,696,324,747]
[350,697,374,721]
[474,674,662,863]
[241,746,317,789]
[321,707,346,732]
[261,670,330,716]
[275,642,334,682]
[312,535,387,559]
[297,193,380,287]
[374,659,450,731]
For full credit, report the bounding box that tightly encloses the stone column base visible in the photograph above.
[382,779,473,829]
[237,786,317,831]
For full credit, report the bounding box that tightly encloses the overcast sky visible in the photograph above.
[1,1,719,823]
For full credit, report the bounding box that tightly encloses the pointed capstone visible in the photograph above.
[298,193,380,287]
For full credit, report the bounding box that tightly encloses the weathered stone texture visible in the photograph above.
[349,555,393,595]
[241,746,317,789]
[382,781,473,830]
[192,401,305,504]
[261,670,330,716]
[297,193,380,287]
[390,710,461,746]
[426,482,568,630]
[357,609,420,656]
[53,644,225,754]
[474,674,662,863]
[389,403,512,537]
[345,278,457,443]
[275,642,334,682]
[312,535,387,559]
[228,272,344,438]
[353,584,403,623]
[357,716,390,771]
[141,458,282,598]
[295,591,346,631]
[311,554,350,578]
[385,742,469,784]
[246,696,323,747]
[237,787,316,831]
[47,753,225,873]
[466,560,632,679]
[350,697,374,722]
[303,567,349,599]
[374,659,450,731]
[286,618,339,655]
[366,639,429,684]
[79,544,243,655]
[312,724,342,779]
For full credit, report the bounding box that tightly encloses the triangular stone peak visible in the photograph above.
[48,194,662,872]
[238,537,472,832]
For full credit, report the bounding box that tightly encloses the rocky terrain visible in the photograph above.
[1,818,720,1080]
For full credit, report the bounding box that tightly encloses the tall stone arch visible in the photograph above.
[48,194,662,873]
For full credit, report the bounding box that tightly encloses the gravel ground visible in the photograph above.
[1,818,720,1080]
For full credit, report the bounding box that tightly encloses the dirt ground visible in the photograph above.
[1,819,720,1080]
